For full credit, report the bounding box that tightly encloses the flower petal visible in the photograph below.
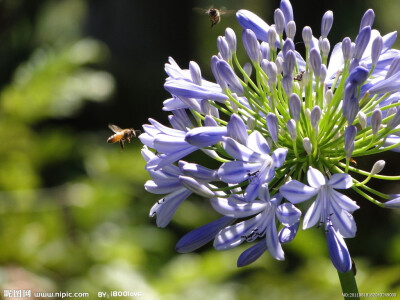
[176,216,236,253]
[307,167,326,188]
[210,196,267,218]
[326,226,352,273]
[150,188,192,228]
[237,240,268,267]
[214,214,262,250]
[266,222,285,260]
[303,194,323,229]
[280,180,318,203]
[185,126,227,147]
[218,161,262,184]
[328,173,353,189]
[331,190,359,213]
[279,222,299,244]
[164,78,228,101]
[276,203,301,226]
[247,130,270,155]
[222,137,265,161]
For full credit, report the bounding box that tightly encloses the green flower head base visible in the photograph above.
[140,0,400,273]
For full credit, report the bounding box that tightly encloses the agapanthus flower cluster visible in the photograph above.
[140,0,400,273]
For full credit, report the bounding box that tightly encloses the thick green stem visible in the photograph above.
[338,270,360,300]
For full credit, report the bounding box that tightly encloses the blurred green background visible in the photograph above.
[0,0,399,299]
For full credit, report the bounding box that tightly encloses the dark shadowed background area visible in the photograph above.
[0,0,399,299]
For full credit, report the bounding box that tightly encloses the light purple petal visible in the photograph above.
[266,222,285,260]
[244,181,261,202]
[214,215,261,250]
[280,180,318,203]
[276,203,301,226]
[176,216,236,253]
[330,189,359,213]
[271,148,288,168]
[247,130,270,155]
[179,176,215,198]
[218,161,262,184]
[146,146,197,170]
[227,114,248,145]
[165,79,228,101]
[153,134,189,153]
[303,195,323,229]
[328,173,353,189]
[185,126,227,147]
[330,200,357,238]
[307,167,326,188]
[150,188,192,228]
[222,137,265,161]
[144,180,181,194]
[210,196,267,218]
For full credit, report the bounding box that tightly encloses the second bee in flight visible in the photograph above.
[107,124,140,150]
[194,7,234,28]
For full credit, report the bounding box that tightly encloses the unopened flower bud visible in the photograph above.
[287,119,296,140]
[371,160,385,175]
[360,9,375,31]
[268,27,278,50]
[289,93,301,121]
[342,37,352,61]
[260,42,270,60]
[311,106,322,128]
[371,35,383,66]
[321,10,334,38]
[325,89,333,105]
[302,26,313,47]
[354,26,371,60]
[274,9,285,36]
[309,48,322,77]
[217,36,231,61]
[225,27,237,53]
[371,109,382,135]
[286,21,296,40]
[242,29,261,63]
[358,111,367,129]
[302,137,312,154]
[266,113,279,142]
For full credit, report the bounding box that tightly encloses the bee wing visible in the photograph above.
[219,7,235,15]
[108,124,122,133]
[193,7,210,14]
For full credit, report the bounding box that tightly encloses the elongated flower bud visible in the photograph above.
[289,93,301,121]
[266,113,279,142]
[217,60,244,94]
[358,111,367,129]
[242,29,261,63]
[274,9,285,36]
[302,137,312,154]
[287,119,296,140]
[282,38,295,57]
[268,27,277,50]
[342,37,352,61]
[371,160,385,175]
[217,36,231,61]
[320,38,330,58]
[302,26,313,47]
[282,75,293,95]
[286,21,296,40]
[260,42,270,60]
[280,0,293,25]
[344,125,357,155]
[321,11,333,38]
[225,27,237,53]
[283,50,296,75]
[371,109,382,135]
[371,35,383,66]
[359,9,375,31]
[311,106,321,129]
[309,48,322,77]
[353,26,371,60]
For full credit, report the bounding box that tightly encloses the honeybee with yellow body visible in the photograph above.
[194,6,234,28]
[107,124,138,150]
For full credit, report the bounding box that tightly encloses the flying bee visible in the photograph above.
[107,124,139,150]
[194,6,234,28]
